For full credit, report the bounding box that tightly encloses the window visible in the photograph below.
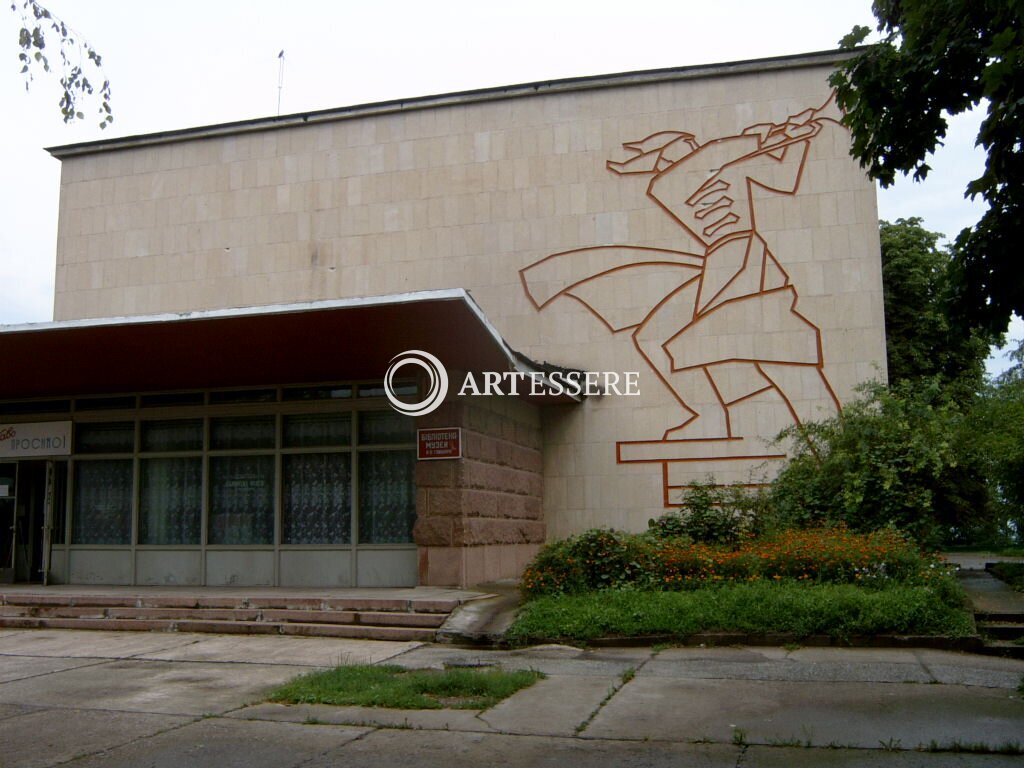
[283,453,351,544]
[72,460,132,544]
[283,385,352,402]
[60,385,419,552]
[359,410,415,445]
[73,422,134,545]
[141,419,203,452]
[139,458,201,545]
[210,415,275,450]
[358,450,416,543]
[140,392,204,408]
[283,413,351,448]
[209,389,276,405]
[208,455,275,545]
[75,422,134,454]
[0,399,70,417]
[138,420,203,545]
[75,396,136,411]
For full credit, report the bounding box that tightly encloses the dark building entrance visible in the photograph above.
[0,461,66,583]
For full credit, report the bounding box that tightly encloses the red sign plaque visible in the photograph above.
[417,428,462,460]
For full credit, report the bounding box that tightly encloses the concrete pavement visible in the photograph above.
[0,629,1021,766]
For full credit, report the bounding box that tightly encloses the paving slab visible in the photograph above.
[231,701,493,731]
[505,644,656,662]
[959,570,1024,615]
[67,716,371,768]
[0,702,38,721]
[583,677,1024,749]
[0,653,108,684]
[923,664,1024,690]
[307,728,742,768]
[943,552,1024,570]
[379,644,507,670]
[0,707,191,768]
[501,645,655,676]
[744,745,1024,767]
[478,674,621,736]
[644,648,933,684]
[786,648,936,665]
[134,633,421,667]
[914,649,1024,689]
[914,649,1024,670]
[655,646,793,662]
[390,642,652,676]
[0,629,202,658]
[0,658,307,716]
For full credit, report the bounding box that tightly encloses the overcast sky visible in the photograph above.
[1,0,1018,373]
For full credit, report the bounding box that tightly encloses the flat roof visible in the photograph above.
[0,290,577,402]
[46,48,857,159]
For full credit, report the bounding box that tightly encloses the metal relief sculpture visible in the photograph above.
[521,94,845,505]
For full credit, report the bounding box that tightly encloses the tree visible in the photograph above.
[970,339,1024,539]
[769,380,995,547]
[878,218,991,402]
[9,0,112,127]
[830,1,1024,338]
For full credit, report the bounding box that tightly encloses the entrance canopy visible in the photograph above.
[0,289,576,401]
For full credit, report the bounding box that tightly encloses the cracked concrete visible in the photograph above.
[0,629,1022,767]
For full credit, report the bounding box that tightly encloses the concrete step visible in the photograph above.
[0,592,459,614]
[974,610,1024,624]
[0,615,438,641]
[0,604,445,627]
[0,590,471,639]
[975,640,1024,660]
[277,622,437,641]
[977,622,1024,641]
[258,608,446,628]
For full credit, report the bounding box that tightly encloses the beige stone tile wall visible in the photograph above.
[52,63,886,536]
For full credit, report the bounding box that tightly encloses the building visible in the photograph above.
[0,50,886,589]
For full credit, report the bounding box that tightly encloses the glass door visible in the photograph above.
[0,463,15,583]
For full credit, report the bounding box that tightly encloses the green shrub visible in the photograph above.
[969,347,1024,543]
[520,528,653,598]
[768,379,992,547]
[646,510,690,541]
[647,480,768,545]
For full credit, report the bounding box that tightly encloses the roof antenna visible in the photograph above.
[277,50,285,116]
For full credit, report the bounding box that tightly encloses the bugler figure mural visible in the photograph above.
[521,94,846,504]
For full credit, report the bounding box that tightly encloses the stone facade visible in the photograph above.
[47,51,887,542]
[415,395,544,586]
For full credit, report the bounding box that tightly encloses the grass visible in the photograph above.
[921,739,1023,755]
[944,545,1024,558]
[268,664,544,710]
[506,581,974,645]
[989,562,1024,592]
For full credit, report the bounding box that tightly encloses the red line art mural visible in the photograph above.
[521,94,846,506]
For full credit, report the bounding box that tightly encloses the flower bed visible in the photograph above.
[521,526,949,599]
